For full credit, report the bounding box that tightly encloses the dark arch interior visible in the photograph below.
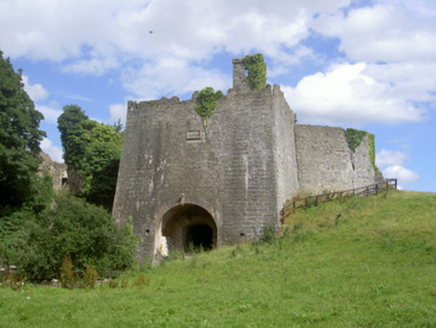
[185,224,214,251]
[161,204,217,253]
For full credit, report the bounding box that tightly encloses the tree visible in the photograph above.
[57,105,123,210]
[81,123,123,210]
[195,87,223,126]
[57,104,89,169]
[0,51,46,215]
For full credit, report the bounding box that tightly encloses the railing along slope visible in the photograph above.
[280,179,398,223]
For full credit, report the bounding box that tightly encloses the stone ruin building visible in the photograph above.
[112,58,383,261]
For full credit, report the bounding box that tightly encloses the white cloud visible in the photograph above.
[22,75,48,102]
[3,0,436,127]
[62,56,118,76]
[0,0,350,76]
[312,2,436,63]
[36,104,63,124]
[365,62,436,105]
[376,148,419,187]
[383,165,419,184]
[376,149,408,168]
[110,103,127,126]
[283,62,425,126]
[123,57,229,100]
[40,138,64,163]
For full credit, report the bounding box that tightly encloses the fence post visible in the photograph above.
[394,179,398,189]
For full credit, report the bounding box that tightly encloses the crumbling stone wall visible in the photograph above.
[295,125,382,194]
[38,151,67,191]
[113,57,383,261]
[112,83,298,260]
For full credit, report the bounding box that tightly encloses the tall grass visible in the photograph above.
[1,190,435,327]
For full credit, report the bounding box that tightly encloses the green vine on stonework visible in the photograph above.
[368,133,380,172]
[344,128,367,153]
[242,53,267,90]
[345,128,379,171]
[195,87,223,125]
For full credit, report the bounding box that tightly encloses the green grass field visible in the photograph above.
[1,190,435,327]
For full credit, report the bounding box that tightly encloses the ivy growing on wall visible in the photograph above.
[344,128,367,152]
[368,133,378,171]
[195,87,223,124]
[242,53,267,90]
[345,128,378,171]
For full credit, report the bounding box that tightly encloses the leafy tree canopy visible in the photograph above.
[195,87,223,122]
[57,105,123,210]
[57,104,89,168]
[0,51,46,215]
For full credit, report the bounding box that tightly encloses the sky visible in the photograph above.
[0,0,435,192]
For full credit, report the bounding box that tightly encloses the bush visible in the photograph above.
[242,54,267,90]
[195,87,223,124]
[6,195,136,281]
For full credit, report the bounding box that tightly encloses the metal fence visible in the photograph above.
[280,179,398,223]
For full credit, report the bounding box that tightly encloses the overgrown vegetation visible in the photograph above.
[242,53,267,90]
[344,128,367,152]
[2,191,436,327]
[194,87,223,124]
[345,128,378,171]
[1,194,136,282]
[0,51,46,217]
[57,105,123,210]
[368,132,377,169]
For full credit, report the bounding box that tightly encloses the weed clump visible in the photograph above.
[60,257,78,289]
[82,266,98,289]
[1,269,24,291]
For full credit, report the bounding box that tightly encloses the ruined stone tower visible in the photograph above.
[112,58,381,261]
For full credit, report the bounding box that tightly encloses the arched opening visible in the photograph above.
[161,204,217,253]
[185,224,214,251]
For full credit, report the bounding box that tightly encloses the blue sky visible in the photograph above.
[1,0,435,192]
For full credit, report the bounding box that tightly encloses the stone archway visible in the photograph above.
[161,204,217,253]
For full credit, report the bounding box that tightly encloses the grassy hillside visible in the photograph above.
[1,190,435,327]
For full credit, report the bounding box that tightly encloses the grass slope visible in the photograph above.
[1,190,436,327]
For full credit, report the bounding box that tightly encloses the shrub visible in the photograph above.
[242,54,267,90]
[195,87,223,124]
[8,195,136,282]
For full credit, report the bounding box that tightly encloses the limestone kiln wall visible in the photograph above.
[113,57,383,261]
[295,125,383,194]
[112,84,298,260]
